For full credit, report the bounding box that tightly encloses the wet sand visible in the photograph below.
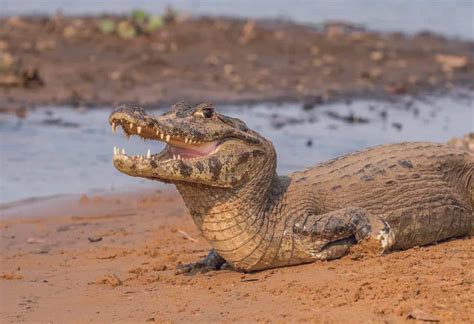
[1,15,473,112]
[1,188,473,323]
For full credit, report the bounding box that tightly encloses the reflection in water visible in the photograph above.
[0,95,473,203]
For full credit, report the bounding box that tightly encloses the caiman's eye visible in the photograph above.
[196,108,214,118]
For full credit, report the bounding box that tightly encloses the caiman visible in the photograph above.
[109,102,473,273]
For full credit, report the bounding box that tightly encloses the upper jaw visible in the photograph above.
[109,104,262,145]
[109,108,223,164]
[109,109,206,145]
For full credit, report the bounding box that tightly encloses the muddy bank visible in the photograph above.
[0,189,473,323]
[1,14,473,111]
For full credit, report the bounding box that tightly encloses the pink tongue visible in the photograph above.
[168,142,217,158]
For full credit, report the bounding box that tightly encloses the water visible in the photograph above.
[0,95,473,204]
[0,0,473,40]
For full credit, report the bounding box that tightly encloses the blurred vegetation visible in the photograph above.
[98,19,116,34]
[98,7,175,39]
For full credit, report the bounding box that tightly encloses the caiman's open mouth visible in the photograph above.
[109,115,220,163]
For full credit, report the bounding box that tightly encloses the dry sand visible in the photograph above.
[1,188,472,323]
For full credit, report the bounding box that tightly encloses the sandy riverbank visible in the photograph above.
[1,15,473,112]
[1,187,473,323]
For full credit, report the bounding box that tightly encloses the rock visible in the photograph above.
[326,111,369,124]
[302,95,324,110]
[392,122,403,130]
[370,51,384,62]
[153,264,168,271]
[325,24,345,39]
[223,64,234,75]
[239,20,257,44]
[360,68,382,80]
[95,274,122,287]
[435,54,469,72]
[22,68,44,88]
[385,83,408,95]
[447,133,474,152]
[109,70,122,81]
[0,40,9,50]
[0,52,14,70]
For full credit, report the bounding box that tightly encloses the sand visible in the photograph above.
[1,188,472,323]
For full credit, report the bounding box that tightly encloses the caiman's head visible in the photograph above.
[108,102,275,188]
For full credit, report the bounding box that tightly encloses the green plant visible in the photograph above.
[98,19,116,34]
[146,16,164,32]
[131,9,149,24]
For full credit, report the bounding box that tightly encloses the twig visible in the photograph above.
[177,229,199,242]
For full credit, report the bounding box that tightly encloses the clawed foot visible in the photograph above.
[357,217,396,254]
[373,219,396,252]
[175,249,230,275]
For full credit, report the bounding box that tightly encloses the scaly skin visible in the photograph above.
[109,102,474,272]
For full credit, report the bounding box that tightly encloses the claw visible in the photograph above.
[175,249,228,275]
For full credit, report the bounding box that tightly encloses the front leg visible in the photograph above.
[175,249,230,275]
[294,207,395,260]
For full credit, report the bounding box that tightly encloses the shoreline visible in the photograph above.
[1,15,473,112]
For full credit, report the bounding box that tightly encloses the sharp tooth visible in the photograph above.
[173,154,176,160]
[185,137,189,144]
[111,123,116,133]
[121,148,125,155]
[147,149,151,158]
[166,135,171,142]
[137,126,142,134]
[160,133,164,140]
[156,130,160,135]
[113,146,116,156]
[177,154,181,159]
[130,123,133,129]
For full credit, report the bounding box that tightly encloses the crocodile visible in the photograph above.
[109,102,473,273]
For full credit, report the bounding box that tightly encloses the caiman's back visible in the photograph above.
[293,142,474,249]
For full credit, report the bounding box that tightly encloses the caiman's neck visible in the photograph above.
[173,148,292,270]
[175,154,279,230]
[174,149,291,269]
